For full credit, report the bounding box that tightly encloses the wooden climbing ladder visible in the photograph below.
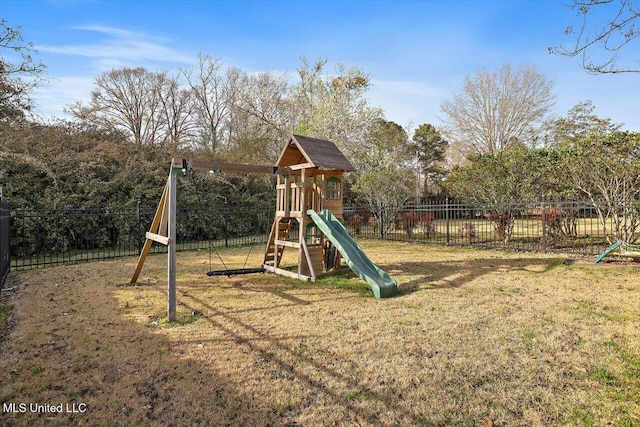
[263,218,294,267]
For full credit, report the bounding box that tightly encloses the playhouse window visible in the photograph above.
[326,177,341,200]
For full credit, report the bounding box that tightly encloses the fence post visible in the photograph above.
[224,207,230,248]
[136,199,142,254]
[445,197,450,245]
[0,201,10,290]
[379,205,385,240]
[541,194,547,253]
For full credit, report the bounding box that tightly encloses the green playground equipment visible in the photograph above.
[594,240,640,263]
[307,209,398,298]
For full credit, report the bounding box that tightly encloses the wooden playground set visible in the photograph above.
[130,135,398,321]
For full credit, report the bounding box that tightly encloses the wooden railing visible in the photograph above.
[306,182,323,213]
[276,178,323,217]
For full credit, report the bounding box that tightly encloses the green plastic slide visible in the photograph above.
[594,240,622,263]
[307,209,398,298]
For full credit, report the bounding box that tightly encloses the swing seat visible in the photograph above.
[207,267,266,277]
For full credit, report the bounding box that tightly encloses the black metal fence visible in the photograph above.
[1,201,9,288]
[9,203,274,270]
[6,198,638,272]
[343,199,637,257]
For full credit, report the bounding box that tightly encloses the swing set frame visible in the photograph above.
[130,158,292,321]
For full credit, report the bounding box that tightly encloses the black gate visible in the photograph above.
[0,201,9,289]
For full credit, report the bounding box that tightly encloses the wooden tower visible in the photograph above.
[263,135,354,281]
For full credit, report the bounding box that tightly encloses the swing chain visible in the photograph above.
[188,169,264,277]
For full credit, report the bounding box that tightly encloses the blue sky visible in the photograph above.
[1,0,639,130]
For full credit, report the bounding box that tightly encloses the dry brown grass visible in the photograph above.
[1,241,639,426]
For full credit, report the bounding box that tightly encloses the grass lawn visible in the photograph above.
[1,240,639,426]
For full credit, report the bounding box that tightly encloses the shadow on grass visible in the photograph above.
[182,245,568,302]
[0,269,281,426]
[171,289,429,425]
[116,252,570,424]
[382,256,567,296]
[177,272,364,316]
[201,255,569,301]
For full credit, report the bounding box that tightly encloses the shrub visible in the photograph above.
[348,213,365,236]
[396,211,436,239]
[459,222,476,244]
[484,211,515,243]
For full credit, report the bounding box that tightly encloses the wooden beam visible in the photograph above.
[130,180,169,284]
[300,238,316,280]
[288,162,314,171]
[275,239,300,248]
[158,186,169,238]
[187,159,292,175]
[276,182,304,189]
[262,265,313,281]
[276,211,303,218]
[145,232,169,245]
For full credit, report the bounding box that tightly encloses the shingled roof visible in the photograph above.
[276,134,355,171]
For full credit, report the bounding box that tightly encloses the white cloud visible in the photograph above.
[32,76,94,120]
[30,25,198,119]
[38,25,193,71]
[73,25,152,39]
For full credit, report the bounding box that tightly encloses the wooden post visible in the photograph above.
[167,161,177,322]
[131,174,170,284]
[283,175,291,217]
[298,169,305,277]
[130,160,178,322]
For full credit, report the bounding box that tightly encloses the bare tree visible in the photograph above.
[550,0,639,74]
[293,58,383,170]
[183,54,240,153]
[0,19,46,120]
[67,67,170,146]
[158,72,196,149]
[292,57,327,128]
[229,70,293,162]
[441,64,555,160]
